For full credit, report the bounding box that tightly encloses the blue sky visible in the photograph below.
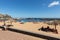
[0,0,60,18]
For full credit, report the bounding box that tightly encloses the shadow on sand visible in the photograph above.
[7,28,60,40]
[0,26,60,40]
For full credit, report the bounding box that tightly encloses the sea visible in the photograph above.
[17,18,52,22]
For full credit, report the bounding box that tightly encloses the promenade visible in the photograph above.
[0,29,45,40]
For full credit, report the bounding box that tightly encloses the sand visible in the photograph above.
[9,22,60,38]
[0,21,60,40]
[0,21,47,40]
[11,22,60,34]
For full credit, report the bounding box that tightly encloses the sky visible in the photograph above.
[0,0,60,18]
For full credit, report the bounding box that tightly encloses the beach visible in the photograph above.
[10,21,60,39]
[0,21,60,40]
[11,22,60,34]
[0,21,47,40]
[0,0,60,40]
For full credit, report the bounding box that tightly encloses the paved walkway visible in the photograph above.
[0,30,45,40]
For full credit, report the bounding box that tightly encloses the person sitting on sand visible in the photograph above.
[38,26,44,31]
[45,26,50,32]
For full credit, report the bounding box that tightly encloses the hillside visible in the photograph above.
[0,14,13,21]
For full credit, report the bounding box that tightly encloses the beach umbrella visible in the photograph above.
[3,16,7,25]
[49,20,58,30]
[53,20,58,30]
[9,18,13,25]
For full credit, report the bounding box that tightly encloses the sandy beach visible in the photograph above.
[0,21,60,40]
[0,0,60,40]
[11,22,60,34]
[9,22,60,39]
[0,21,47,40]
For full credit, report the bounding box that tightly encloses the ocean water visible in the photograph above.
[17,18,48,22]
[17,18,60,23]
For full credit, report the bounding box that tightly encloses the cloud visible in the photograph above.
[48,1,60,7]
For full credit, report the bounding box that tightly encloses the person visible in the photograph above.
[3,23,7,30]
[4,25,7,30]
[38,26,44,31]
